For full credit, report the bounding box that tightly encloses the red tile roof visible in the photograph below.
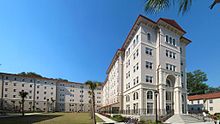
[188,92,220,101]
[158,18,186,33]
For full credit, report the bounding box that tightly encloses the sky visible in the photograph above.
[0,0,220,87]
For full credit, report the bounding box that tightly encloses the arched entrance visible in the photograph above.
[165,75,175,114]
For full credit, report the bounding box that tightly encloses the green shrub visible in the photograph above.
[111,115,125,122]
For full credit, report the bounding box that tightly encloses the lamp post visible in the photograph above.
[154,90,159,124]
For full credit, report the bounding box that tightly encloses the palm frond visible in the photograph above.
[145,0,172,13]
[178,0,192,15]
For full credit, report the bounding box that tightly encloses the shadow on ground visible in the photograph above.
[0,114,63,124]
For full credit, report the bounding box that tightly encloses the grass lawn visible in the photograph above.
[0,112,103,124]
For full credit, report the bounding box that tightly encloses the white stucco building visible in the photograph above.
[0,73,57,112]
[0,72,102,113]
[101,15,191,119]
[56,81,102,112]
[188,92,220,115]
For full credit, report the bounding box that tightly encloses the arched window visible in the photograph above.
[173,39,176,46]
[126,95,130,102]
[133,92,136,100]
[147,91,153,99]
[136,92,138,99]
[169,37,172,44]
[166,35,169,42]
[133,92,138,100]
[147,33,151,41]
[166,79,172,87]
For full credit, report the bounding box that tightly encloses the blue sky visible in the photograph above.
[0,0,219,86]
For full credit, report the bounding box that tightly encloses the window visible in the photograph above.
[210,107,213,111]
[37,96,39,99]
[13,89,16,92]
[13,95,16,98]
[133,92,138,100]
[166,50,176,59]
[147,33,151,41]
[146,47,152,55]
[30,84,32,87]
[37,91,39,94]
[5,82,8,85]
[136,76,139,84]
[166,63,176,71]
[13,83,16,86]
[136,49,139,57]
[4,94,7,97]
[209,99,213,103]
[169,37,172,44]
[22,79,25,82]
[37,85,40,88]
[147,103,153,114]
[146,76,153,83]
[136,63,139,70]
[14,78,17,81]
[136,35,139,42]
[147,91,153,99]
[5,88,7,91]
[22,84,24,87]
[126,82,130,89]
[126,95,130,102]
[133,79,136,85]
[133,53,136,60]
[173,39,176,46]
[197,100,200,104]
[166,91,172,101]
[146,61,153,69]
[166,35,169,42]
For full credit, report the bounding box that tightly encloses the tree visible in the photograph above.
[17,72,43,78]
[187,70,208,94]
[19,91,28,116]
[51,98,56,113]
[144,0,220,15]
[88,91,93,119]
[207,86,220,93]
[85,81,101,124]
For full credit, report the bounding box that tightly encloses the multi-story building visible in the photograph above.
[101,15,191,119]
[56,81,102,112]
[188,92,220,115]
[0,72,102,113]
[101,49,124,113]
[0,73,57,112]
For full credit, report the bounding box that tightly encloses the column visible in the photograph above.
[140,89,144,115]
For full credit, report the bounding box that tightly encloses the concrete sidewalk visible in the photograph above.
[96,113,125,124]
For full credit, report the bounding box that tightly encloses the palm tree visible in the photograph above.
[85,81,101,124]
[144,0,219,15]
[88,91,93,119]
[19,91,28,116]
[51,98,55,113]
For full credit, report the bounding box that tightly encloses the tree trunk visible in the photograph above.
[92,91,96,124]
[22,99,24,116]
[90,99,93,119]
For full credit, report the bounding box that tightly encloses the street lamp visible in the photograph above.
[154,90,159,124]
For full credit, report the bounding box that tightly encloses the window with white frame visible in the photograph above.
[147,91,153,99]
[146,47,152,55]
[147,33,151,41]
[146,61,153,69]
[166,50,176,59]
[147,103,153,114]
[126,95,130,102]
[146,75,153,83]
[166,63,176,71]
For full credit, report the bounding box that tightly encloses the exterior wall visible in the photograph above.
[56,82,102,112]
[0,73,102,113]
[102,53,123,112]
[0,74,57,112]
[188,98,220,115]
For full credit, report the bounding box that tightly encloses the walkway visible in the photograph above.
[96,113,125,124]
